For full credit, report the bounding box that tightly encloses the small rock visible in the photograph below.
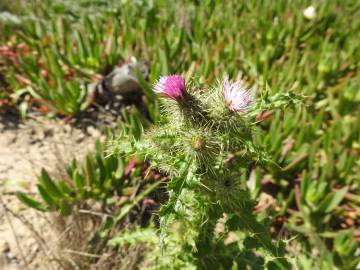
[0,241,10,253]
[36,129,46,141]
[102,57,149,95]
[86,126,101,138]
[63,124,72,133]
[75,133,86,143]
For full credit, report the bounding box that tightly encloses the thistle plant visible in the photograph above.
[111,74,302,269]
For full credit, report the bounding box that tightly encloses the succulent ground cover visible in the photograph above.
[0,0,359,269]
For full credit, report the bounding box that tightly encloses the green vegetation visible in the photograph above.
[110,76,304,269]
[1,0,359,269]
[17,141,134,214]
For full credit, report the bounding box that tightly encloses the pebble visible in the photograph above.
[0,241,10,253]
[86,126,101,138]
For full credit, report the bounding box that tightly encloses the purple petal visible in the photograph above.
[153,75,186,100]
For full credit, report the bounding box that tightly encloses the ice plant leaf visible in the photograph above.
[16,192,45,211]
[317,187,348,214]
[39,169,62,199]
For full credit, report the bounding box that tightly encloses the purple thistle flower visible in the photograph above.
[154,75,186,100]
[223,77,253,112]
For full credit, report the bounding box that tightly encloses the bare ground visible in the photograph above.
[0,113,103,270]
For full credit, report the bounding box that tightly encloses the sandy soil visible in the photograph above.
[0,113,102,270]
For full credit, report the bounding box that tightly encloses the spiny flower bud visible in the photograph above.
[154,75,186,100]
[191,137,204,150]
[223,77,252,113]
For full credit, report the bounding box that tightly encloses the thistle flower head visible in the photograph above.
[223,77,253,113]
[154,75,186,100]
